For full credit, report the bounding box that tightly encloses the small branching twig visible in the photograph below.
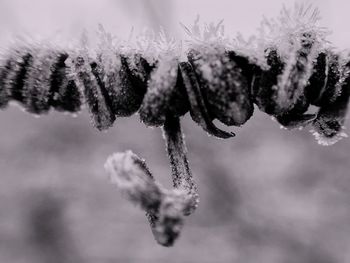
[105,149,194,246]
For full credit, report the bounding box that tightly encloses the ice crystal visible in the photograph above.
[259,3,330,60]
[181,16,228,53]
[96,24,122,78]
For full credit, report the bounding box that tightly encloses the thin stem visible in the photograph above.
[163,115,199,215]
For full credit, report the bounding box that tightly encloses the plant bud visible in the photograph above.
[188,49,253,126]
[152,190,189,247]
[105,151,162,213]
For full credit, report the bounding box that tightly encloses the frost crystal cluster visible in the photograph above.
[1,4,350,246]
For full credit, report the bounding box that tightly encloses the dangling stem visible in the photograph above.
[105,116,200,246]
[163,115,199,215]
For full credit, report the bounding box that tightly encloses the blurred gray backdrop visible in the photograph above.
[1,0,350,262]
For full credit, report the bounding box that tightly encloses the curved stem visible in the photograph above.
[105,116,200,246]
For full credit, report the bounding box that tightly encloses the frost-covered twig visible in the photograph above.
[0,5,348,143]
[1,4,350,247]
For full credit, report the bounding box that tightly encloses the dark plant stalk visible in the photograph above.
[163,115,199,215]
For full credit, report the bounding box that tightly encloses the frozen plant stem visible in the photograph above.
[105,116,198,246]
[2,3,350,247]
[163,115,199,215]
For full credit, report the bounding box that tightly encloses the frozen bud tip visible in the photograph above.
[104,151,162,210]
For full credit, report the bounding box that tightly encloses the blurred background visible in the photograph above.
[1,0,350,262]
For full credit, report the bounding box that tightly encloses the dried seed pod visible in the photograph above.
[225,51,255,124]
[254,5,328,130]
[4,51,33,105]
[311,61,350,145]
[188,48,254,126]
[304,50,342,109]
[73,56,115,130]
[305,51,328,105]
[179,61,234,139]
[253,49,285,115]
[94,25,154,117]
[127,53,155,88]
[49,53,69,107]
[49,53,82,113]
[95,54,126,117]
[315,52,342,107]
[279,50,341,130]
[55,78,82,113]
[103,54,152,117]
[23,50,57,114]
[0,58,14,109]
[254,36,318,129]
[274,33,318,113]
[227,50,258,87]
[139,57,189,127]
